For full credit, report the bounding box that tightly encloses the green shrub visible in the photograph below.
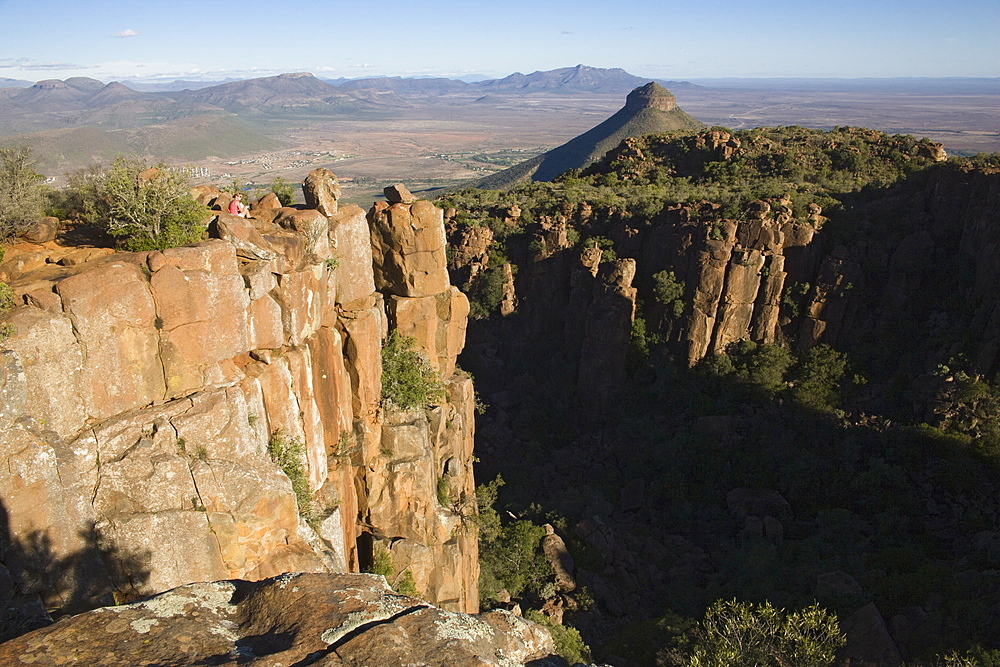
[0,281,14,312]
[92,156,208,251]
[783,281,812,319]
[437,476,451,506]
[789,344,847,411]
[467,266,507,319]
[474,474,504,541]
[479,519,550,605]
[0,146,47,241]
[394,568,420,597]
[628,316,653,367]
[697,340,794,400]
[584,235,617,261]
[366,547,420,597]
[380,330,447,410]
[0,281,14,344]
[367,546,394,578]
[935,647,1000,666]
[689,599,845,667]
[729,340,795,396]
[269,176,296,206]
[525,610,593,665]
[267,431,314,520]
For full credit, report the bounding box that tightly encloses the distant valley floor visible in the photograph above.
[4,81,996,202]
[208,84,1000,203]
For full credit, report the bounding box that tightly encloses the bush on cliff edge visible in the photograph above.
[380,330,447,410]
[0,279,14,343]
[90,156,208,251]
[0,146,46,241]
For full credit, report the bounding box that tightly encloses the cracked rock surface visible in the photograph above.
[0,573,557,666]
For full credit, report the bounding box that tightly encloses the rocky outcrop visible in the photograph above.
[0,183,479,641]
[0,573,557,666]
[368,199,451,298]
[302,168,342,217]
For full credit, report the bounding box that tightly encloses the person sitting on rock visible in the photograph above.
[228,192,249,218]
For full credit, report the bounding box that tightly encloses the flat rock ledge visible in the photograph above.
[0,572,558,666]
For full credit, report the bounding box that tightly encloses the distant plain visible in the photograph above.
[197,81,1000,203]
[1,74,996,204]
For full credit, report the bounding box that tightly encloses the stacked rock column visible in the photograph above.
[366,184,478,613]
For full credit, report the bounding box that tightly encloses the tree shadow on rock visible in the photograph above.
[0,498,151,643]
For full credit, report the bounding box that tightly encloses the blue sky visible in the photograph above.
[1,0,997,83]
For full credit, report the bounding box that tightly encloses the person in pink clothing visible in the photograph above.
[228,192,249,217]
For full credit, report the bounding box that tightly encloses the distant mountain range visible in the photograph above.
[0,65,700,173]
[0,65,697,113]
[476,82,704,189]
[0,77,34,88]
[472,65,700,94]
[331,65,699,96]
[166,72,385,114]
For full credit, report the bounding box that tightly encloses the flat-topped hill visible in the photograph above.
[476,82,704,189]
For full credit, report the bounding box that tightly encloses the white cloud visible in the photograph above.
[0,58,90,71]
[114,29,139,38]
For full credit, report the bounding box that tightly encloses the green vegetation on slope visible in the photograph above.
[444,126,1000,663]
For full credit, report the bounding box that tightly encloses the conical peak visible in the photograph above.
[625,82,677,111]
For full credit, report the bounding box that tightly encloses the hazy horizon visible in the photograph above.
[1,0,997,85]
[3,69,1000,89]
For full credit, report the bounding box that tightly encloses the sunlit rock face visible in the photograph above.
[0,184,480,642]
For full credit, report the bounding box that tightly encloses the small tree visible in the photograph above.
[54,164,105,224]
[95,157,208,251]
[652,270,685,318]
[789,344,847,412]
[0,146,46,240]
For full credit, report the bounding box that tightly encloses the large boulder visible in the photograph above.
[18,217,59,244]
[210,214,277,261]
[329,204,376,305]
[302,168,341,216]
[275,208,331,262]
[383,182,417,204]
[368,200,450,298]
[0,573,556,666]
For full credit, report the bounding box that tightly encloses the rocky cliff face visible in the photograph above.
[447,148,1000,662]
[0,171,479,639]
[464,155,1000,416]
